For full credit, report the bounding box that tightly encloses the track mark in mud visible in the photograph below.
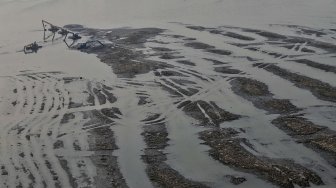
[0,73,70,187]
[199,128,324,188]
[93,88,107,105]
[0,71,129,188]
[182,100,240,126]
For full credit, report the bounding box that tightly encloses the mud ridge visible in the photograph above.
[231,77,300,114]
[199,128,324,188]
[263,65,336,103]
[141,115,209,188]
[272,115,336,167]
[182,100,241,126]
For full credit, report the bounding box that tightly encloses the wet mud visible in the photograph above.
[199,128,324,188]
[272,115,336,167]
[231,77,300,114]
[141,115,209,188]
[263,65,336,103]
[1,21,336,188]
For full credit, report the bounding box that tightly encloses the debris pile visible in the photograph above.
[23,20,104,54]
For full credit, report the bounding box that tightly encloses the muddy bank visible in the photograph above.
[184,42,231,56]
[199,128,323,188]
[272,115,336,167]
[141,114,209,188]
[231,77,300,114]
[230,76,336,168]
[65,25,172,78]
[291,59,336,74]
[214,66,242,74]
[263,65,336,103]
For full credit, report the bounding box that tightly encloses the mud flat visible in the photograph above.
[230,76,336,167]
[263,65,336,103]
[65,24,336,187]
[199,128,323,188]
[272,115,336,167]
[2,19,336,188]
[181,100,241,126]
[64,25,172,78]
[231,77,300,114]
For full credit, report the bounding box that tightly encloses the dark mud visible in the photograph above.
[231,77,300,114]
[88,125,128,188]
[214,66,242,74]
[160,79,198,97]
[141,115,209,188]
[101,87,117,104]
[184,42,215,49]
[65,25,172,78]
[203,58,228,65]
[291,59,336,74]
[58,158,79,188]
[159,53,184,60]
[176,60,196,66]
[59,24,336,187]
[58,109,127,188]
[157,70,186,77]
[263,65,336,103]
[4,21,336,188]
[184,42,231,56]
[182,100,241,126]
[272,115,336,167]
[225,175,247,185]
[93,88,107,105]
[194,25,336,55]
[205,49,231,56]
[187,25,255,41]
[222,32,255,41]
[199,128,324,188]
[249,28,336,53]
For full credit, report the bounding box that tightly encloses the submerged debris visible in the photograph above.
[23,42,42,54]
[24,20,105,53]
